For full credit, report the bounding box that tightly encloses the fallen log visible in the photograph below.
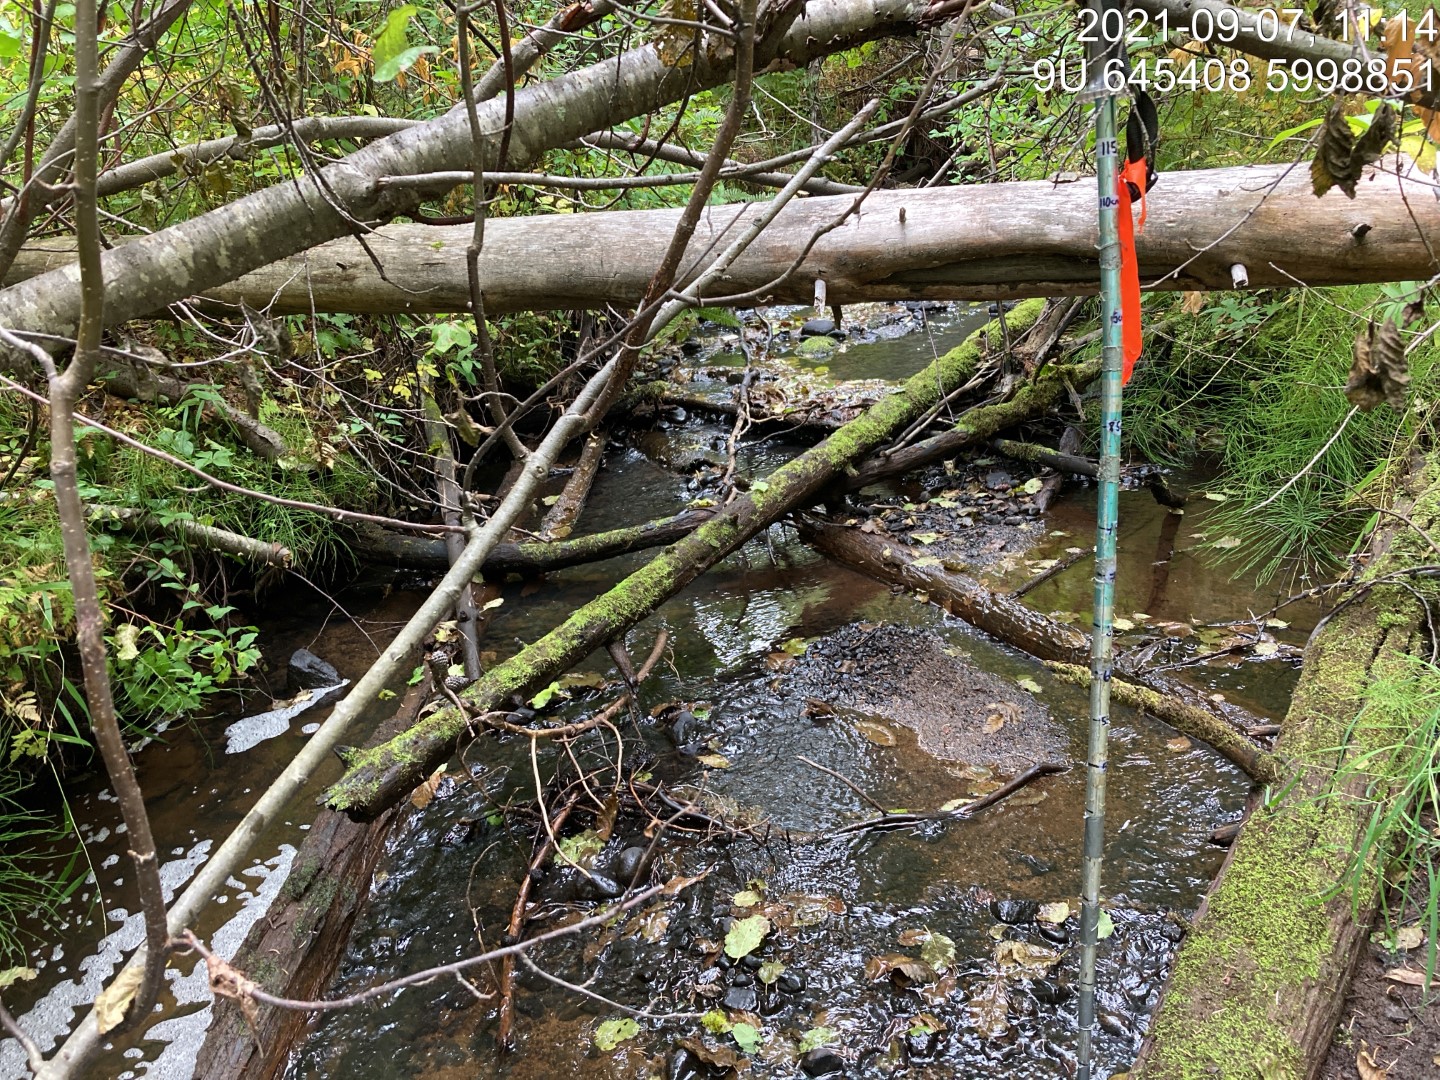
[1134,455,1440,1079]
[796,514,1272,766]
[540,429,606,540]
[321,301,1049,821]
[191,677,429,1080]
[347,508,717,575]
[8,165,1438,316]
[85,504,293,567]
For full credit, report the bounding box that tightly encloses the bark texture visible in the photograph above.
[0,0,929,349]
[1135,454,1440,1079]
[10,165,1436,316]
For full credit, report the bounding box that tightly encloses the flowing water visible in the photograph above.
[1,304,1319,1079]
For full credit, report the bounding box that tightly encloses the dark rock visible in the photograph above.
[579,872,623,900]
[288,648,340,690]
[666,406,688,423]
[989,899,1039,924]
[609,845,650,886]
[727,969,753,987]
[668,1047,705,1080]
[722,985,758,1012]
[981,512,1002,525]
[669,710,699,745]
[800,317,843,339]
[1032,978,1073,1005]
[1037,921,1070,946]
[801,1047,845,1076]
[778,971,806,994]
[1003,515,1023,526]
[741,953,763,971]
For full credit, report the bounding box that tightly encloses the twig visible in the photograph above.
[830,762,1067,835]
[797,755,888,816]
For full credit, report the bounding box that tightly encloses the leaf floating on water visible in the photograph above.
[779,636,810,656]
[1252,641,1280,658]
[1016,677,1043,694]
[730,1021,763,1055]
[1166,737,1192,752]
[1265,618,1290,630]
[864,954,937,986]
[1037,901,1070,924]
[798,1026,836,1053]
[725,914,771,959]
[1097,910,1116,940]
[732,889,763,908]
[593,1017,640,1051]
[1202,491,1228,502]
[695,753,731,769]
[1211,535,1243,551]
[632,906,671,943]
[96,964,146,1035]
[897,928,930,947]
[967,976,1010,1038]
[939,797,972,812]
[410,765,447,810]
[854,718,897,746]
[0,967,36,989]
[994,939,1062,975]
[920,932,957,974]
[757,960,785,985]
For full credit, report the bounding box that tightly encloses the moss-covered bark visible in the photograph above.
[322,300,1047,820]
[1135,454,1440,1080]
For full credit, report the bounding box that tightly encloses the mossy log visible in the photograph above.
[348,508,718,575]
[1134,453,1440,1079]
[797,515,1272,774]
[321,301,1049,821]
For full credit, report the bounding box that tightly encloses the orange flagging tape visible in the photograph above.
[1116,155,1150,386]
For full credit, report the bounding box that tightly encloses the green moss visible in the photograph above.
[294,875,341,941]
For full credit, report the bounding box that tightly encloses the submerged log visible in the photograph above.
[13,165,1438,314]
[1134,454,1440,1079]
[322,301,1050,821]
[798,515,1271,768]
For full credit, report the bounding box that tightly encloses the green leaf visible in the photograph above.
[593,1017,640,1051]
[724,914,770,959]
[530,681,563,709]
[731,1021,762,1054]
[732,889,763,908]
[1096,910,1115,940]
[757,959,785,985]
[911,531,942,544]
[751,480,770,494]
[1016,677,1043,694]
[372,5,439,81]
[1022,477,1044,494]
[798,1026,835,1052]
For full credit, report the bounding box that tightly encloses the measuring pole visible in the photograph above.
[1076,35,1127,1080]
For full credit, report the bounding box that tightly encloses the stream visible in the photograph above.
[1,304,1317,1079]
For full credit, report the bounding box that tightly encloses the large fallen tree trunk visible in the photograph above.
[322,301,1050,821]
[0,0,934,350]
[10,164,1436,316]
[798,514,1281,783]
[1134,453,1440,1079]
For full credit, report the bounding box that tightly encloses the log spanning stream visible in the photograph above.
[3,305,1315,1079]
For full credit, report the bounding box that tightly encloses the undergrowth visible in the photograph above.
[1121,283,1440,581]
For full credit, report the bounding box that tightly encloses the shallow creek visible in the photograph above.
[1,305,1318,1079]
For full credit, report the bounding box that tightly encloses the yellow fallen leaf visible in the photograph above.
[96,964,145,1034]
[410,765,446,810]
[1166,737,1192,752]
[1385,966,1428,986]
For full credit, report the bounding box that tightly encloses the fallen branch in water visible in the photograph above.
[323,302,1051,821]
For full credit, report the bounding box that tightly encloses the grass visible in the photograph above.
[1120,285,1440,582]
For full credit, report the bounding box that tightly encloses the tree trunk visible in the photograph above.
[9,165,1436,317]
[190,683,429,1080]
[321,301,1049,821]
[1134,453,1440,1080]
[0,0,930,352]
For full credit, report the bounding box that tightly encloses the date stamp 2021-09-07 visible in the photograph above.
[1030,5,1435,96]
